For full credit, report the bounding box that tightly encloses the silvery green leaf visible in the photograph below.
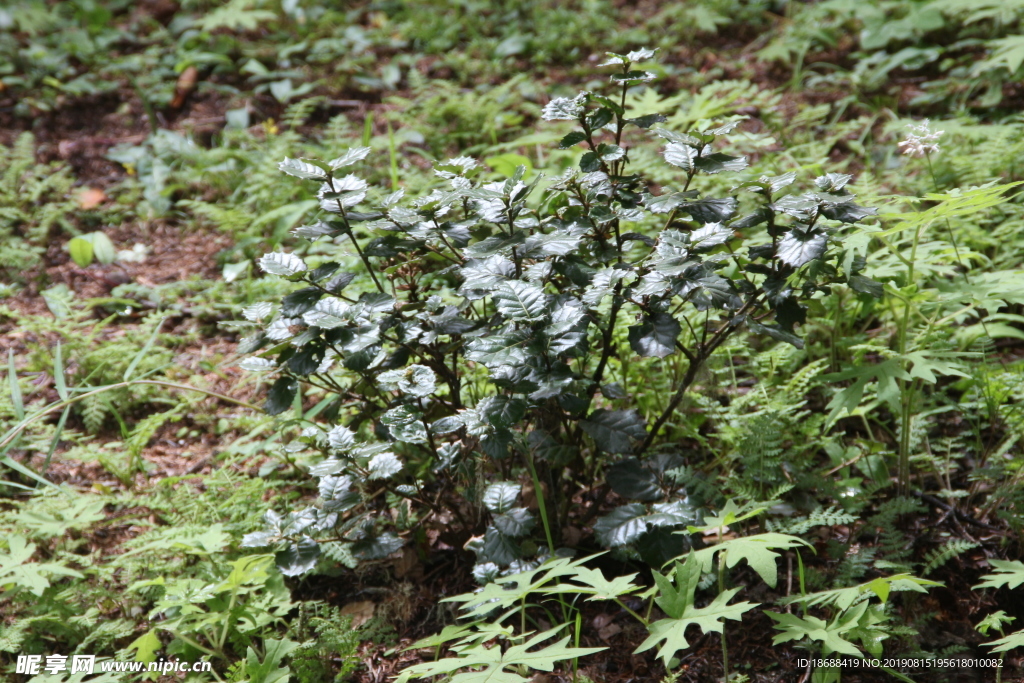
[521,232,581,258]
[242,302,274,322]
[493,280,549,322]
[683,198,738,224]
[688,274,739,310]
[595,504,649,547]
[377,364,437,397]
[292,220,340,239]
[814,172,852,193]
[463,230,526,258]
[651,128,704,147]
[475,527,521,565]
[327,425,356,450]
[690,222,733,250]
[435,442,461,470]
[276,537,320,576]
[542,93,587,121]
[628,312,680,359]
[308,458,346,477]
[241,530,277,548]
[319,475,359,511]
[480,395,527,429]
[820,201,876,223]
[431,415,464,434]
[352,531,403,560]
[381,188,405,207]
[706,120,743,136]
[382,405,428,444]
[772,194,818,220]
[259,252,307,276]
[627,47,657,62]
[611,70,656,83]
[460,256,515,292]
[492,508,535,537]
[694,152,748,174]
[600,144,626,161]
[768,171,797,193]
[646,500,699,527]
[483,481,520,513]
[329,146,371,169]
[368,452,403,479]
[278,157,327,180]
[777,230,828,268]
[465,332,531,367]
[581,409,647,454]
[473,562,501,584]
[582,268,627,306]
[663,143,697,172]
[645,190,696,214]
[633,272,672,297]
[239,357,277,372]
[266,317,302,341]
[545,298,587,336]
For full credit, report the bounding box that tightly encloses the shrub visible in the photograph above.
[237,48,878,578]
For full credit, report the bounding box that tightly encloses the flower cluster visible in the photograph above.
[898,119,943,158]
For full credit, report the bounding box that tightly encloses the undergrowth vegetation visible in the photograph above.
[2,1,1024,682]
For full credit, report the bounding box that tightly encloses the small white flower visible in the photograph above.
[898,119,943,158]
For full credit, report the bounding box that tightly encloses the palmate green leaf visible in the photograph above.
[637,554,757,665]
[397,627,605,683]
[974,560,1024,591]
[687,498,763,533]
[781,574,940,610]
[821,359,910,424]
[445,556,591,618]
[985,628,1024,654]
[567,566,640,601]
[688,532,812,588]
[767,609,863,658]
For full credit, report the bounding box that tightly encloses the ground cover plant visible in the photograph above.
[2,1,1024,682]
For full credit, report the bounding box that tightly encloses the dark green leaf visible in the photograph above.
[607,458,663,501]
[559,131,587,149]
[482,395,528,429]
[581,409,647,454]
[748,320,804,349]
[849,274,884,298]
[265,377,297,415]
[281,287,323,316]
[628,312,680,359]
[276,537,320,576]
[594,504,648,547]
[628,114,667,129]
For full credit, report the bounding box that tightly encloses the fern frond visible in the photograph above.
[923,539,979,576]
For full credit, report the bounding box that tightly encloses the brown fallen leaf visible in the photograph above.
[171,65,198,109]
[598,622,622,642]
[339,600,376,628]
[77,187,106,210]
[393,546,422,580]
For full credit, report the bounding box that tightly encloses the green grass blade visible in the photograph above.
[54,342,68,401]
[124,317,165,381]
[8,349,24,421]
